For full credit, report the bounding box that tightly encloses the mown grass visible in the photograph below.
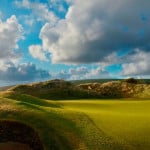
[59,100,150,150]
[0,92,150,150]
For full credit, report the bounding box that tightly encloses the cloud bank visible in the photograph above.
[55,66,110,80]
[0,63,50,81]
[0,15,52,83]
[122,50,150,76]
[40,0,150,65]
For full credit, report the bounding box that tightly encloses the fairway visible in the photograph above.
[1,91,150,150]
[59,100,150,150]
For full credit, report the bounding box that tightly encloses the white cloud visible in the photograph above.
[21,15,34,27]
[0,15,23,61]
[49,0,68,13]
[86,67,110,79]
[29,45,48,61]
[69,67,88,75]
[0,62,51,81]
[55,70,71,80]
[122,50,150,76]
[55,66,110,80]
[15,0,58,24]
[40,0,150,64]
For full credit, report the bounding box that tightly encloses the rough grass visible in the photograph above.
[9,79,150,99]
[77,81,150,98]
[0,94,84,150]
[9,80,96,100]
[0,91,150,150]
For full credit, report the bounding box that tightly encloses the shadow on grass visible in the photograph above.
[5,92,61,108]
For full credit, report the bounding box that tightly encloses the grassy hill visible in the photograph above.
[71,78,150,84]
[8,79,100,100]
[8,79,150,99]
[0,79,150,149]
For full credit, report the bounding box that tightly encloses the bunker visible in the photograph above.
[0,120,44,150]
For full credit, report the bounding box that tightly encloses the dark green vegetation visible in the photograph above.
[8,79,100,100]
[0,79,150,150]
[71,78,150,84]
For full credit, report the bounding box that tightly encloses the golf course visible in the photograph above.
[0,79,150,150]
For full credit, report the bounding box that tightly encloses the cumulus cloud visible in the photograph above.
[0,62,109,82]
[55,70,71,80]
[0,15,23,61]
[85,67,110,79]
[69,67,88,75]
[40,0,150,64]
[49,0,68,13]
[55,66,110,80]
[0,63,51,81]
[121,50,150,76]
[29,45,48,61]
[15,0,58,24]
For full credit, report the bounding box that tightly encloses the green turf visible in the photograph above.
[0,92,150,150]
[59,100,150,150]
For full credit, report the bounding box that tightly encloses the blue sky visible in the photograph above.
[0,0,150,85]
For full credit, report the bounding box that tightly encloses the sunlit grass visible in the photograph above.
[59,100,150,150]
[1,91,150,150]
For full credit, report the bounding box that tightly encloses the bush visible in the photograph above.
[124,78,139,84]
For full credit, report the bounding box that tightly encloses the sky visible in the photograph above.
[0,0,150,86]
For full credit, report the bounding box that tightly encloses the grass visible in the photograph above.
[9,79,150,99]
[0,94,82,150]
[59,100,150,150]
[71,79,150,84]
[0,91,150,150]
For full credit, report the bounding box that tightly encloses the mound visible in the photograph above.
[8,79,96,100]
[10,79,72,91]
[7,79,150,99]
[78,81,150,98]
[9,79,74,99]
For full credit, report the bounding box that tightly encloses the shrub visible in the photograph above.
[124,78,139,84]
